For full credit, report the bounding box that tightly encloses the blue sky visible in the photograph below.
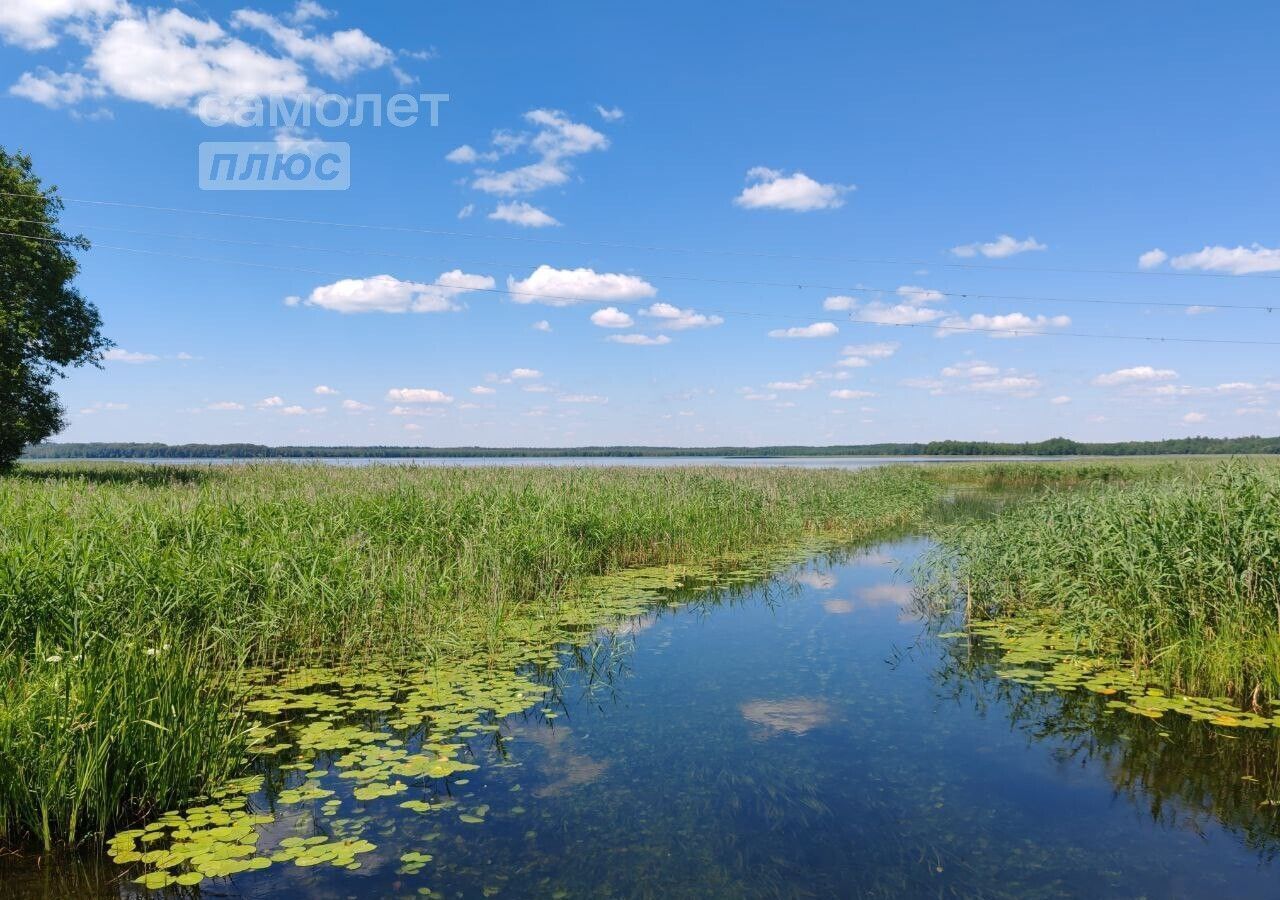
[4,1,1280,446]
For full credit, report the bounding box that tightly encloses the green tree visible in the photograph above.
[0,148,109,471]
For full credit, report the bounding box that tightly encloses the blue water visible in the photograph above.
[11,536,1278,898]
[26,455,1060,470]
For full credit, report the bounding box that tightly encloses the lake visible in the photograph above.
[27,455,1060,469]
[7,534,1277,898]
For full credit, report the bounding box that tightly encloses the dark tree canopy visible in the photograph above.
[0,148,109,471]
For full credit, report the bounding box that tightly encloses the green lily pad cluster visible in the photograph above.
[109,543,828,891]
[947,620,1280,729]
[106,785,274,888]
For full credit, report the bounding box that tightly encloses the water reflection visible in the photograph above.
[929,629,1280,859]
[5,536,1280,898]
[740,698,834,737]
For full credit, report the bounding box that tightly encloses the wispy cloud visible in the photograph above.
[767,322,838,339]
[1093,366,1178,386]
[950,234,1046,259]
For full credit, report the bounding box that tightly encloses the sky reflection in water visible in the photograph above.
[9,536,1280,899]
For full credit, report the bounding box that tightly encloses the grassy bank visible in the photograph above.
[1,462,938,848]
[938,461,1280,704]
[2,464,940,660]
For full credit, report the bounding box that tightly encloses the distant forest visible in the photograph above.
[22,436,1280,459]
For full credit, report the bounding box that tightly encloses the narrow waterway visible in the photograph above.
[7,536,1278,898]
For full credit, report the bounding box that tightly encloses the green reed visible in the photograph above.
[0,462,937,847]
[0,630,247,851]
[938,460,1280,704]
[1,463,937,660]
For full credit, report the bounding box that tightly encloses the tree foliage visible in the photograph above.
[0,148,108,470]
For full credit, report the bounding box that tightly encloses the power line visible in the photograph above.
[4,228,1278,346]
[3,190,1277,281]
[841,316,1280,346]
[6,216,1276,314]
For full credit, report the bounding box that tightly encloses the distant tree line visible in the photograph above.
[21,436,1280,460]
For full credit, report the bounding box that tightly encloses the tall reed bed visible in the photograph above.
[939,461,1280,703]
[0,462,936,847]
[2,463,936,659]
[0,631,246,851]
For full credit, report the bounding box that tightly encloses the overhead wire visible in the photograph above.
[4,229,1279,346]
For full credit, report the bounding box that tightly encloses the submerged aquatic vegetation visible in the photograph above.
[936,461,1280,706]
[930,625,1280,857]
[98,551,811,889]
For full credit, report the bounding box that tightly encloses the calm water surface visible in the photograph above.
[33,455,1059,470]
[9,536,1279,898]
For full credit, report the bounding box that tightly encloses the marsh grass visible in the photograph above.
[8,457,1259,850]
[0,462,937,847]
[0,631,247,850]
[939,461,1280,704]
[2,463,937,660]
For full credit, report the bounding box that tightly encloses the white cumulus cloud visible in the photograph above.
[590,307,634,328]
[734,167,852,211]
[507,265,657,306]
[640,302,723,330]
[857,304,945,326]
[9,68,101,107]
[937,312,1070,338]
[230,7,393,79]
[289,271,494,314]
[1170,244,1280,275]
[0,0,122,50]
[1138,248,1168,269]
[7,3,404,121]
